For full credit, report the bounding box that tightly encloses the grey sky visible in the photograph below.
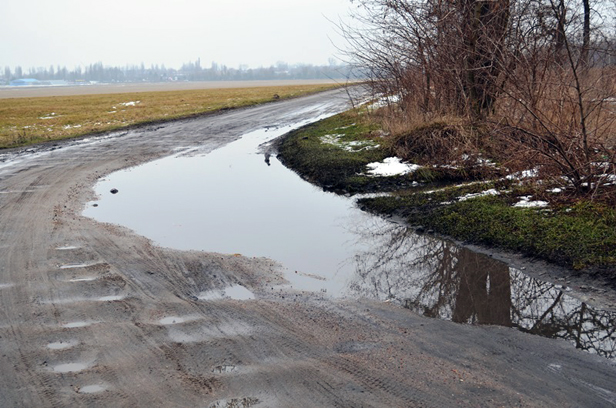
[2,0,352,70]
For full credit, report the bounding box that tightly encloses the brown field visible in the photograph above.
[0,79,344,99]
[0,81,341,148]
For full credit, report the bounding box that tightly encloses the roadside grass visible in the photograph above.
[360,194,616,270]
[278,110,419,194]
[0,84,337,149]
[279,110,616,273]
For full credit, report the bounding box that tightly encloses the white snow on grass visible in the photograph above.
[368,94,401,110]
[513,196,549,208]
[119,101,140,107]
[320,134,380,152]
[366,157,420,176]
[457,188,499,201]
[506,168,539,180]
[439,188,500,205]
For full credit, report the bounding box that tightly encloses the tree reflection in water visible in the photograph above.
[347,219,616,359]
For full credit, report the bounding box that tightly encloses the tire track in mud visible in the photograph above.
[230,301,440,407]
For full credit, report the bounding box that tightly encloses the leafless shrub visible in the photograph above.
[343,0,616,199]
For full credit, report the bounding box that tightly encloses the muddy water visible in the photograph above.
[84,117,379,295]
[84,112,616,359]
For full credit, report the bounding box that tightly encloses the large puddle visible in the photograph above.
[84,108,616,359]
[84,114,376,295]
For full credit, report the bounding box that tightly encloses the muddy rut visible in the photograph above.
[0,89,615,407]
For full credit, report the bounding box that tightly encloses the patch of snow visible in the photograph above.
[336,123,356,130]
[368,94,401,109]
[600,174,616,182]
[63,124,82,130]
[320,134,380,152]
[366,157,420,176]
[434,164,460,170]
[457,188,500,202]
[320,133,345,141]
[441,188,500,205]
[507,168,539,180]
[119,101,140,107]
[513,196,549,208]
[548,187,563,193]
[476,158,497,167]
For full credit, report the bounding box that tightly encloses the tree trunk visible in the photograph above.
[581,0,591,66]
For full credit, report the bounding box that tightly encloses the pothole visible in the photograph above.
[68,276,99,282]
[47,340,78,350]
[52,362,91,373]
[78,384,107,394]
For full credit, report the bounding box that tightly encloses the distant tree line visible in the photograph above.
[1,59,356,83]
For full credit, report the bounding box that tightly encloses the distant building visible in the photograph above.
[10,78,42,86]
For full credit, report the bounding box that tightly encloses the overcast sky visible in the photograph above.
[1,0,354,70]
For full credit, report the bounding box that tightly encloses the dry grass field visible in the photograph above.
[0,83,338,148]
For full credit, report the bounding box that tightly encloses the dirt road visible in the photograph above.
[0,89,615,407]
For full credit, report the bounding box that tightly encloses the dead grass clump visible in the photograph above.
[391,121,469,163]
[377,112,505,179]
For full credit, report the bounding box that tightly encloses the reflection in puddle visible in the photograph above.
[198,285,255,301]
[349,221,616,359]
[61,321,98,328]
[79,384,106,394]
[167,321,251,344]
[52,362,90,373]
[97,295,124,302]
[68,277,98,282]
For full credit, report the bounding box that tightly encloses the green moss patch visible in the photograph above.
[360,192,616,270]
